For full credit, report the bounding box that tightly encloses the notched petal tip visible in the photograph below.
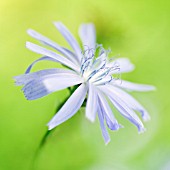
[140,85,156,92]
[142,113,151,122]
[53,21,63,30]
[13,77,20,86]
[47,124,53,131]
[26,41,32,49]
[138,126,146,134]
[105,139,110,145]
[21,86,48,101]
[47,120,56,130]
[26,41,38,51]
[148,85,156,91]
[27,29,34,35]
[22,91,34,101]
[13,75,28,86]
[22,92,35,101]
[85,115,95,123]
[107,122,122,131]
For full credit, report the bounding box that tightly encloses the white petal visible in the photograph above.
[86,83,97,122]
[48,84,87,130]
[26,42,79,72]
[114,80,156,92]
[24,56,67,74]
[54,22,82,63]
[97,103,110,145]
[14,68,75,86]
[79,23,96,50]
[97,91,121,130]
[105,85,150,121]
[99,86,145,133]
[22,73,83,100]
[108,58,135,74]
[27,29,79,65]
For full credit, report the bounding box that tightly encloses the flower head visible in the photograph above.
[14,22,155,144]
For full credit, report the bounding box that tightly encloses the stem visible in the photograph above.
[31,86,78,169]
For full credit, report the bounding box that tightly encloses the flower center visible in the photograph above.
[80,45,120,85]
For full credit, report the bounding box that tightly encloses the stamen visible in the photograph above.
[93,75,113,86]
[80,58,92,75]
[90,67,111,83]
[80,44,121,85]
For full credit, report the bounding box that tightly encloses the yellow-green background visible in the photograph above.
[0,0,169,170]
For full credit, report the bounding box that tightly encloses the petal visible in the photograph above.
[79,23,96,50]
[106,85,150,121]
[108,58,135,74]
[62,47,78,60]
[27,29,79,65]
[22,73,83,100]
[97,91,121,130]
[54,22,82,63]
[85,83,97,122]
[114,80,156,92]
[14,68,76,86]
[97,103,110,145]
[26,42,79,72]
[99,86,145,133]
[47,84,87,130]
[24,56,59,74]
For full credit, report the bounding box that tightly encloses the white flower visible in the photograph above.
[14,22,155,144]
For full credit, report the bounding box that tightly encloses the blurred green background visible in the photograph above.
[0,0,170,169]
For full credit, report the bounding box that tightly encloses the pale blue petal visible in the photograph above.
[106,85,150,121]
[14,68,76,86]
[114,80,156,92]
[22,73,83,100]
[26,42,79,72]
[47,84,87,130]
[25,56,57,73]
[108,58,135,74]
[110,98,145,133]
[53,22,82,63]
[85,83,97,122]
[99,86,145,133]
[97,91,121,130]
[62,47,77,60]
[27,29,79,65]
[97,104,110,145]
[116,58,135,73]
[79,23,96,49]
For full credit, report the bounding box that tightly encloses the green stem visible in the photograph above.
[31,84,88,169]
[31,87,78,170]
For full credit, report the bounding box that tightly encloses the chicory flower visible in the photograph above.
[14,22,155,144]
